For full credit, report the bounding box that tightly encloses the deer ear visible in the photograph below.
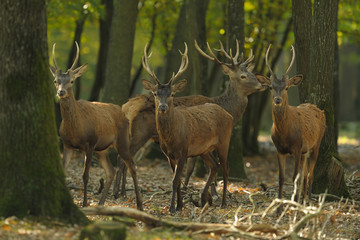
[220,64,232,75]
[73,63,88,78]
[142,79,156,92]
[287,74,303,87]
[172,79,187,93]
[49,65,57,77]
[255,74,271,86]
[247,63,255,73]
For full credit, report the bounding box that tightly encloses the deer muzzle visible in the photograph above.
[158,104,168,113]
[274,96,282,105]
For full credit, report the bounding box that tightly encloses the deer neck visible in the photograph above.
[213,81,248,123]
[155,102,177,139]
[59,89,80,128]
[272,94,290,132]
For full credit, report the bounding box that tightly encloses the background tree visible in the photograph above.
[0,0,87,223]
[292,0,349,197]
[102,0,140,105]
[226,0,247,179]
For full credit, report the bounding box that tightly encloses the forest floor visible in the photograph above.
[1,136,360,239]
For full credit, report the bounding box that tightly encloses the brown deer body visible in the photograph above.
[142,43,233,213]
[50,42,143,210]
[256,45,326,201]
[116,41,264,197]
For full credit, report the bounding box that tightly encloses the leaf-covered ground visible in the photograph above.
[1,137,359,239]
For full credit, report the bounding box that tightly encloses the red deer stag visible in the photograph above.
[116,40,265,197]
[256,45,326,201]
[141,43,233,213]
[49,42,143,210]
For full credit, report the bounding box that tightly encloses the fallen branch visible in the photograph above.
[81,206,277,236]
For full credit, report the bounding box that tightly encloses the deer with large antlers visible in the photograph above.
[116,40,265,198]
[256,45,326,201]
[141,43,233,213]
[49,42,143,210]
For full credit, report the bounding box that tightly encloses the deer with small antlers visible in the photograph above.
[49,42,143,210]
[116,40,265,197]
[256,45,326,201]
[141,43,233,213]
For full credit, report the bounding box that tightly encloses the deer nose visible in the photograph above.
[158,104,168,112]
[274,97,282,105]
[58,90,66,97]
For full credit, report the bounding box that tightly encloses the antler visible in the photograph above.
[69,41,80,71]
[194,40,222,65]
[52,43,59,70]
[265,44,275,77]
[168,42,189,85]
[285,45,296,76]
[195,40,253,67]
[142,43,160,84]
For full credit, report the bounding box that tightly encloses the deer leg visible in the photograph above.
[293,152,304,202]
[169,157,185,213]
[62,145,73,169]
[307,148,319,200]
[82,148,94,207]
[96,151,115,205]
[113,156,127,199]
[217,148,229,208]
[200,153,218,207]
[184,158,196,187]
[300,153,309,203]
[209,152,219,198]
[277,153,286,199]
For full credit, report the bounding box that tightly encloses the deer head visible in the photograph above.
[142,43,189,113]
[195,40,265,94]
[49,42,88,98]
[256,45,303,105]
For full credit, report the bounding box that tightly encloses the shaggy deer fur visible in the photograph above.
[50,42,143,210]
[256,45,326,201]
[142,43,233,213]
[116,40,265,196]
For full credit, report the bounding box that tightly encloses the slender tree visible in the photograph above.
[292,0,349,197]
[102,0,139,105]
[0,0,88,223]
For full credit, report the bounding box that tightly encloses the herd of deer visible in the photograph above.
[49,40,325,213]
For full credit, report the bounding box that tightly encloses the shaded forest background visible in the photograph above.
[47,0,360,136]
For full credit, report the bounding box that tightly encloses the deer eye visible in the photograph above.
[70,80,74,84]
[268,86,273,90]
[153,93,157,97]
[240,75,247,79]
[54,80,57,84]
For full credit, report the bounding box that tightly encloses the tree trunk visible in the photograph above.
[293,0,349,197]
[102,0,139,105]
[89,0,113,101]
[226,0,247,180]
[0,0,87,224]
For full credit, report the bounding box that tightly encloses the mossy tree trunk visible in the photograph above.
[0,0,88,224]
[102,0,139,105]
[292,0,349,197]
[226,0,247,180]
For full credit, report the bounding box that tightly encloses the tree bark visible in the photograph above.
[102,0,139,105]
[0,0,87,224]
[293,0,349,197]
[89,0,113,101]
[226,0,247,179]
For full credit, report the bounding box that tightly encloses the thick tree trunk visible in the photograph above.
[0,0,87,224]
[226,0,247,179]
[89,0,113,101]
[293,0,349,197]
[102,0,139,105]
